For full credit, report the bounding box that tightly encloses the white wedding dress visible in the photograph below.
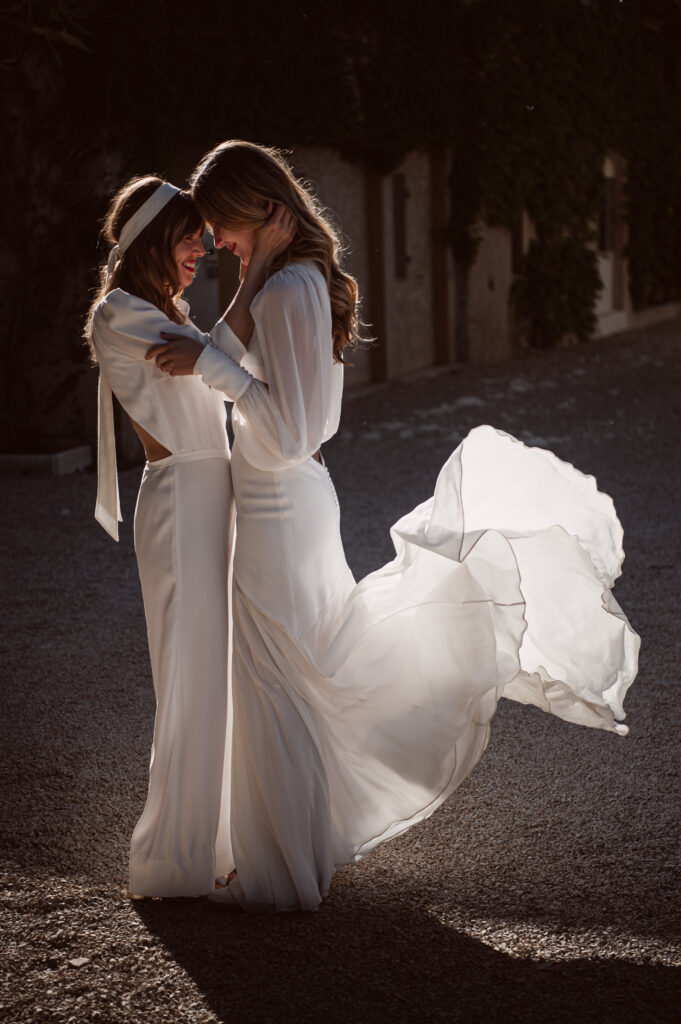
[92,290,241,898]
[194,261,640,913]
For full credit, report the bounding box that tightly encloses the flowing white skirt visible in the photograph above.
[227,426,639,912]
[130,450,234,897]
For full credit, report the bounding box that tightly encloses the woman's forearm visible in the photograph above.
[222,256,270,347]
[220,205,296,346]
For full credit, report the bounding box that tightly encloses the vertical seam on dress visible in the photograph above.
[323,464,340,511]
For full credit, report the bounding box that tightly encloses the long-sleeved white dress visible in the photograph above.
[193,259,640,913]
[91,289,253,897]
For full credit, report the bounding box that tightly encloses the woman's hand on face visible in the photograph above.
[146,333,204,375]
[249,204,296,269]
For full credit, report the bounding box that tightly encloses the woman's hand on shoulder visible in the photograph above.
[250,204,296,270]
[146,333,203,376]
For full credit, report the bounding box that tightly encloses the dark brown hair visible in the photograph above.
[190,141,363,363]
[84,175,204,361]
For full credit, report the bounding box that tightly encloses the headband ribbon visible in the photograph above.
[105,181,181,281]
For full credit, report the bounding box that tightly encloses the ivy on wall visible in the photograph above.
[511,236,602,349]
[444,0,681,351]
[2,0,681,447]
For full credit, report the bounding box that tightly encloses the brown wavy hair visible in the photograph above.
[84,175,204,361]
[189,141,363,363]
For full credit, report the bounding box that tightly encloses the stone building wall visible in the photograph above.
[468,226,513,364]
[381,152,435,378]
[185,146,681,390]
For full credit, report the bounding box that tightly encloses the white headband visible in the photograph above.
[106,181,181,278]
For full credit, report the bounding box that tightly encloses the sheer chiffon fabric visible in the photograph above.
[194,262,639,913]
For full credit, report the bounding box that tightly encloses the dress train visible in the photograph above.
[224,426,639,912]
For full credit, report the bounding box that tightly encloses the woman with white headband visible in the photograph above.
[84,175,293,898]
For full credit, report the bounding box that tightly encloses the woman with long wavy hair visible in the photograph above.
[86,173,292,898]
[150,140,638,913]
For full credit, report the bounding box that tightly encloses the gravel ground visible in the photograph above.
[1,321,680,1024]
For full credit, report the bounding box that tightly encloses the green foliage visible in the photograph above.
[0,7,107,451]
[443,0,681,343]
[511,236,602,350]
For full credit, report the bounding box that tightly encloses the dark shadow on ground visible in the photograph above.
[134,887,679,1024]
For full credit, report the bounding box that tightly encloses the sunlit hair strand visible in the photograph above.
[190,141,366,363]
